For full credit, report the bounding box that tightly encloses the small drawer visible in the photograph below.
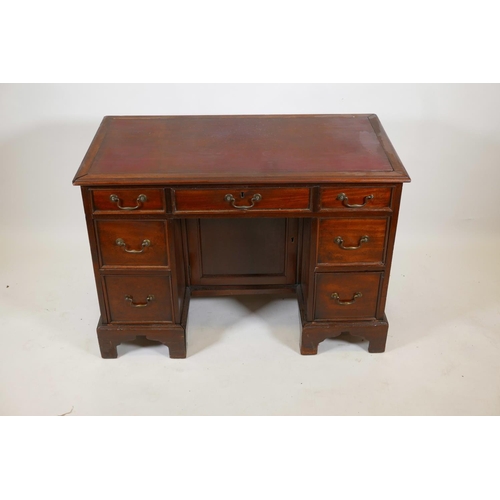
[317,218,388,266]
[96,221,169,268]
[92,189,165,213]
[104,276,173,323]
[172,187,311,214]
[314,272,381,320]
[320,187,392,211]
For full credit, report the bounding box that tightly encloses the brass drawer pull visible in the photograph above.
[330,292,362,305]
[125,295,155,307]
[334,235,369,250]
[109,194,148,210]
[336,193,374,208]
[115,238,151,253]
[224,193,262,209]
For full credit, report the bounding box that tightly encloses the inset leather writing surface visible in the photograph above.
[73,115,411,185]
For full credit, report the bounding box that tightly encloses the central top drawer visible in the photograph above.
[172,187,312,214]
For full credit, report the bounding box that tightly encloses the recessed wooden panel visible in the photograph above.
[314,272,381,320]
[187,218,298,286]
[104,276,173,323]
[317,218,388,265]
[92,188,165,213]
[96,220,169,268]
[320,187,392,211]
[173,187,311,213]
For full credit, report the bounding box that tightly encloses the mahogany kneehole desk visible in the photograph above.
[73,115,410,358]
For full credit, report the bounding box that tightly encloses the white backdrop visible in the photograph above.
[1,84,499,417]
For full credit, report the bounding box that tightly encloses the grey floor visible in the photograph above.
[1,227,498,416]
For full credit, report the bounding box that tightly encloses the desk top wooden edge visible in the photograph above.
[73,114,411,186]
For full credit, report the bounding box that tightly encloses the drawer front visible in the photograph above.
[320,187,392,211]
[172,187,311,213]
[314,272,381,320]
[104,276,173,323]
[96,221,169,268]
[317,218,388,265]
[92,189,165,213]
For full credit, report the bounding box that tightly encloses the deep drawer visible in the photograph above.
[320,186,392,211]
[172,187,311,214]
[314,272,381,320]
[317,218,388,266]
[104,276,173,323]
[92,188,165,213]
[96,220,169,268]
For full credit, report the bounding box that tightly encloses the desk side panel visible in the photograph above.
[299,218,314,321]
[168,218,187,324]
[81,187,109,323]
